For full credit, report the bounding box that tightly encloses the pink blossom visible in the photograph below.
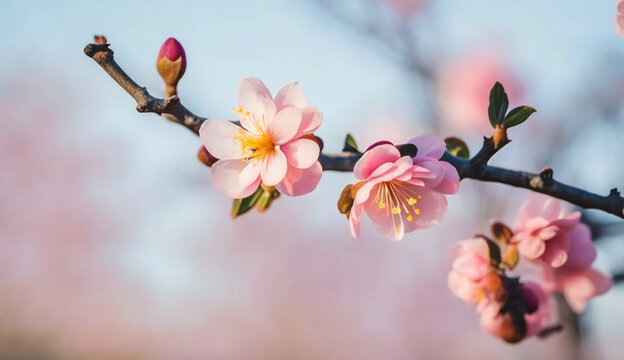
[615,0,624,39]
[511,194,581,268]
[385,0,427,22]
[348,136,459,241]
[540,223,612,313]
[437,51,522,134]
[200,77,323,198]
[447,237,491,303]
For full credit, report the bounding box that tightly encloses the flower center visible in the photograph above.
[232,107,276,160]
[373,180,422,233]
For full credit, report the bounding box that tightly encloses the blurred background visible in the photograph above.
[1,0,623,358]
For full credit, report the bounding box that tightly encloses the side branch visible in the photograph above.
[84,41,624,219]
[84,43,206,134]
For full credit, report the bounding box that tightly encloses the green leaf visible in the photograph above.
[343,133,358,153]
[256,186,280,212]
[444,137,470,159]
[503,106,536,128]
[485,237,501,267]
[230,186,264,218]
[487,82,509,128]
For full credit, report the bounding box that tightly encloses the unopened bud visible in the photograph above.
[197,145,218,167]
[485,273,508,303]
[521,287,539,315]
[156,37,187,91]
[499,311,527,343]
[492,125,508,150]
[94,35,107,44]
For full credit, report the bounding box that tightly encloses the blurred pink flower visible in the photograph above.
[385,0,428,22]
[438,52,522,134]
[200,77,323,198]
[540,223,612,313]
[348,136,459,241]
[447,237,491,302]
[511,194,581,268]
[615,0,624,38]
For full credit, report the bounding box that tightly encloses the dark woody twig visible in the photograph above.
[84,41,624,220]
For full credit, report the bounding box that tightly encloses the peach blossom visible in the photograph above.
[348,136,459,241]
[447,237,491,303]
[540,223,612,313]
[511,194,581,268]
[438,52,522,134]
[200,77,323,198]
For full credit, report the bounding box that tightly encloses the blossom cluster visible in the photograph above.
[448,195,612,343]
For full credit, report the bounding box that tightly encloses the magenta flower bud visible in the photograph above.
[522,287,539,314]
[156,37,187,87]
[365,140,393,152]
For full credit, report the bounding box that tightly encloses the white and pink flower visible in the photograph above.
[200,77,323,198]
[348,136,459,241]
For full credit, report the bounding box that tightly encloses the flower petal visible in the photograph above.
[348,200,365,238]
[237,77,277,133]
[268,107,301,145]
[400,186,448,233]
[260,149,288,186]
[431,161,460,194]
[296,107,323,137]
[274,81,307,110]
[564,223,596,270]
[562,268,612,313]
[523,282,550,337]
[275,161,322,196]
[540,232,570,268]
[616,15,624,39]
[210,159,261,198]
[281,138,319,169]
[353,144,401,180]
[408,134,446,160]
[199,119,245,160]
[516,234,546,260]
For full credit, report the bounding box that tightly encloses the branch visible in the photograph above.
[84,41,624,219]
[83,43,205,134]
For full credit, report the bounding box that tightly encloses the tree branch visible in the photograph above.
[84,41,624,219]
[84,43,206,134]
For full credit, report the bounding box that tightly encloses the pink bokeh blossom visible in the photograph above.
[348,136,459,241]
[447,237,491,303]
[438,52,522,134]
[200,77,323,198]
[615,0,624,38]
[511,194,582,268]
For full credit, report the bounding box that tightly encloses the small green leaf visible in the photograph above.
[444,137,470,159]
[343,133,358,153]
[484,237,501,267]
[503,106,536,128]
[487,82,509,128]
[231,186,264,218]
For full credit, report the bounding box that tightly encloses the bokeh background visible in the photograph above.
[1,0,623,358]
